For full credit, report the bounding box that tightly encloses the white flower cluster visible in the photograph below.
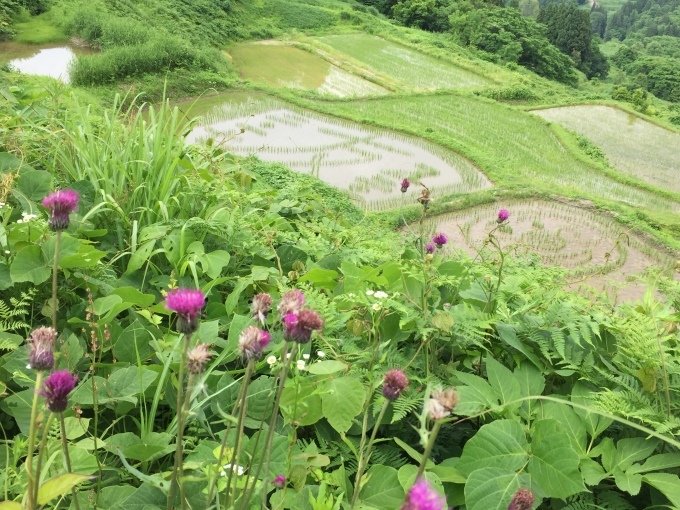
[366,289,389,299]
[220,463,244,476]
[16,212,38,224]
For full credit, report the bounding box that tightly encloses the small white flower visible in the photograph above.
[374,291,388,299]
[286,352,292,359]
[222,463,245,476]
[372,303,381,311]
[303,353,310,360]
[26,364,31,369]
[4,250,9,255]
[0,202,5,208]
[365,290,375,296]
[16,219,23,224]
[296,359,306,370]
[317,350,326,358]
[267,355,277,366]
[348,293,355,298]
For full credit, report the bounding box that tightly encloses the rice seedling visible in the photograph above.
[185,93,491,209]
[315,34,490,90]
[532,105,680,194]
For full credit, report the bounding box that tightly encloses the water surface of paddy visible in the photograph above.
[533,105,680,194]
[183,93,491,209]
[229,43,387,97]
[0,42,94,82]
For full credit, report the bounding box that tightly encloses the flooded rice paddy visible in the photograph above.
[0,42,94,82]
[183,93,491,209]
[426,200,676,302]
[533,105,680,194]
[228,43,387,97]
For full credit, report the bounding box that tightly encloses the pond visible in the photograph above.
[181,93,491,210]
[0,42,95,83]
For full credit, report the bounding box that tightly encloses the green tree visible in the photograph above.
[391,0,451,31]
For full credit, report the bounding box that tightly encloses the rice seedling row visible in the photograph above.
[426,199,676,301]
[186,94,491,208]
[532,105,680,194]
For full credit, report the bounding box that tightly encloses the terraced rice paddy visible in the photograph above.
[229,43,387,97]
[184,93,491,209]
[315,34,489,90]
[532,105,680,194]
[311,95,680,212]
[427,200,676,301]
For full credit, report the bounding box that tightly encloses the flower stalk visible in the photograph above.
[25,371,44,510]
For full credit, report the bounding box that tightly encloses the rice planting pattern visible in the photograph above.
[186,94,491,209]
[532,105,680,194]
[316,34,490,90]
[229,43,387,97]
[311,95,680,212]
[427,199,677,301]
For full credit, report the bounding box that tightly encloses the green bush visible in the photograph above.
[66,10,152,48]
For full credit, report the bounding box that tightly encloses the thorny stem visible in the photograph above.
[416,420,442,480]
[167,333,192,510]
[223,360,255,510]
[350,400,390,509]
[33,412,55,507]
[25,371,44,510]
[60,412,81,510]
[51,230,61,330]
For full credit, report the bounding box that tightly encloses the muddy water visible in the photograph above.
[181,92,491,209]
[426,199,676,303]
[229,43,387,97]
[0,42,95,82]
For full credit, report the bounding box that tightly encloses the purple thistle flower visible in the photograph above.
[27,326,57,371]
[165,288,206,335]
[283,309,323,344]
[497,209,510,223]
[42,189,79,231]
[401,478,446,510]
[238,326,271,361]
[382,369,409,401]
[252,293,272,325]
[277,290,306,318]
[424,243,435,254]
[432,233,447,248]
[400,178,411,193]
[273,475,286,489]
[508,487,534,510]
[40,370,78,413]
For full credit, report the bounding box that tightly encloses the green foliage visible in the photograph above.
[451,7,578,84]
[391,0,451,32]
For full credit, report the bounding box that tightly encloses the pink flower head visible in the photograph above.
[165,288,205,335]
[283,309,323,344]
[40,370,78,413]
[383,369,409,401]
[273,475,286,489]
[238,326,271,360]
[432,233,447,248]
[401,478,446,510]
[400,178,411,193]
[277,289,305,318]
[424,243,435,254]
[27,326,57,371]
[42,189,79,231]
[508,487,534,510]
[252,293,272,325]
[497,209,510,223]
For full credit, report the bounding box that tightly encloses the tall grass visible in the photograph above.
[66,10,150,49]
[40,94,194,229]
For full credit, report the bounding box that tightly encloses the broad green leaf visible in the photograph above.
[430,459,467,484]
[117,483,166,509]
[126,239,157,274]
[528,419,585,498]
[643,473,680,507]
[321,377,365,435]
[540,402,587,456]
[580,458,606,486]
[612,438,659,471]
[457,420,528,475]
[393,436,434,467]
[42,233,81,264]
[10,244,49,284]
[613,467,642,495]
[454,371,499,416]
[62,417,90,440]
[14,169,51,212]
[397,465,444,495]
[110,287,156,307]
[359,465,405,510]
[246,376,275,420]
[198,249,230,280]
[299,267,338,290]
[486,356,521,413]
[113,319,153,363]
[464,467,530,510]
[571,382,612,440]
[0,261,11,290]
[629,453,680,474]
[95,486,137,509]
[0,502,22,510]
[280,379,323,426]
[106,432,173,462]
[244,431,288,478]
[37,473,93,504]
[306,360,347,375]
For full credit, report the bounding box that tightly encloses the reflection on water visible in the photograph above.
[0,43,93,83]
[183,93,491,209]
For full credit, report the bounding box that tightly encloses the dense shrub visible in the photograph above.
[66,10,151,48]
